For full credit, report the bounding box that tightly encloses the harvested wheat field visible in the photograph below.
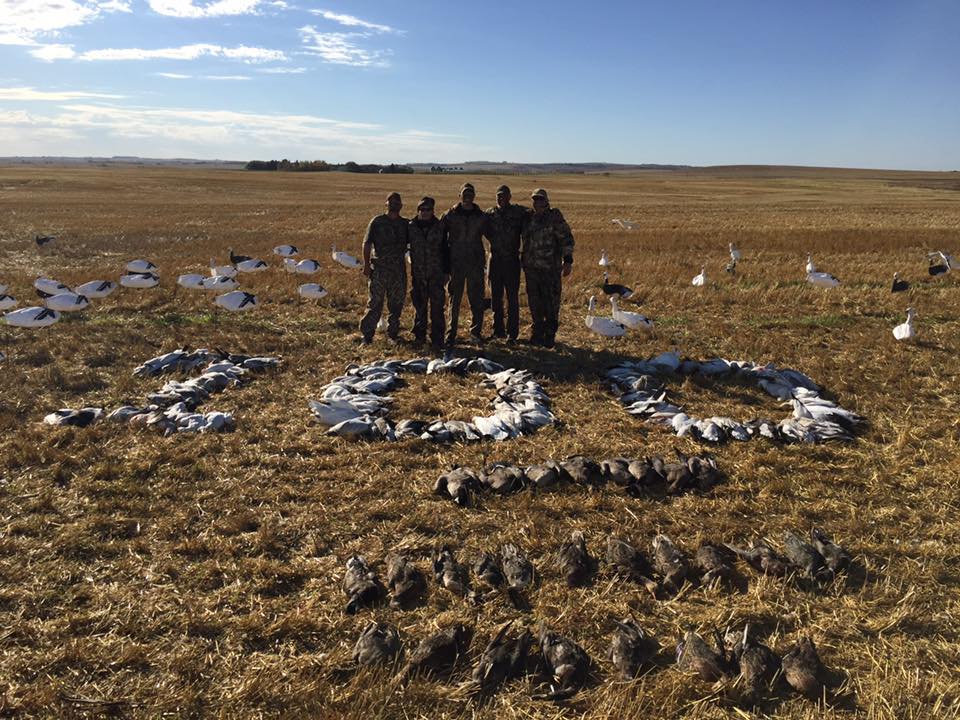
[1,165,959,719]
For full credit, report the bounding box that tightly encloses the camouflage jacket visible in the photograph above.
[363,214,408,265]
[483,203,529,259]
[521,207,575,271]
[408,217,450,280]
[440,202,487,272]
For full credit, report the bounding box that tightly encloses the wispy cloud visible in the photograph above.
[155,72,251,80]
[146,0,261,19]
[299,26,389,68]
[311,9,397,34]
[74,43,286,63]
[29,43,77,61]
[0,86,124,100]
[258,66,306,74]
[0,0,131,45]
[156,72,191,78]
[204,74,250,80]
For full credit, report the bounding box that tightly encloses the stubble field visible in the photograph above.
[0,165,959,719]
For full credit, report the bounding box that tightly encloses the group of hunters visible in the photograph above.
[359,183,575,350]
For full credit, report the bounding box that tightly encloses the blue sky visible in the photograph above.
[0,0,958,168]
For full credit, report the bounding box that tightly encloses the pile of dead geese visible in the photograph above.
[340,529,849,703]
[312,356,555,442]
[435,451,721,507]
[607,352,865,444]
[43,347,280,434]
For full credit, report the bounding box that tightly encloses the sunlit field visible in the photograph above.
[1,165,959,718]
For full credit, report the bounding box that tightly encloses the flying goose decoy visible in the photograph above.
[729,242,741,263]
[892,307,915,341]
[125,259,157,273]
[42,291,89,313]
[611,218,637,230]
[214,291,258,311]
[34,277,69,295]
[332,244,362,269]
[200,275,239,291]
[4,306,60,328]
[293,258,321,274]
[298,283,328,299]
[272,244,299,257]
[74,280,117,299]
[610,296,653,331]
[176,273,206,290]
[602,271,633,299]
[586,296,626,337]
[598,249,611,267]
[35,234,56,247]
[0,294,17,311]
[120,272,160,288]
[691,266,706,287]
[209,258,237,278]
[891,272,909,292]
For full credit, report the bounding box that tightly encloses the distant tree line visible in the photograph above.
[245,159,413,173]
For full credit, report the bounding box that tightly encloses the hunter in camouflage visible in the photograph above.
[483,184,527,342]
[408,196,450,350]
[359,192,408,343]
[440,182,487,346]
[521,187,574,348]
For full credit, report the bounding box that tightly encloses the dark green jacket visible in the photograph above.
[363,214,408,264]
[408,217,450,280]
[521,207,575,271]
[440,202,487,272]
[484,203,529,258]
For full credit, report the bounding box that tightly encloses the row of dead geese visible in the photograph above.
[434,451,722,506]
[312,357,556,442]
[42,348,279,434]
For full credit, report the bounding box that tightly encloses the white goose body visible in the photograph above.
[214,290,258,311]
[599,250,611,267]
[294,259,321,274]
[805,255,816,274]
[611,218,637,230]
[120,272,160,288]
[200,275,239,291]
[585,295,626,337]
[298,283,328,299]
[75,280,117,299]
[283,258,298,273]
[45,292,89,312]
[691,266,706,286]
[177,274,206,289]
[34,277,70,295]
[125,259,157,273]
[610,296,654,331]
[236,258,268,273]
[332,245,362,269]
[209,259,237,278]
[5,306,60,327]
[729,243,741,262]
[273,244,299,257]
[893,308,916,341]
[806,271,839,288]
[0,294,17,311]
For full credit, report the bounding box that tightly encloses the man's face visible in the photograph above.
[497,192,510,208]
[461,190,475,205]
[387,196,402,214]
[532,196,547,213]
[418,207,434,220]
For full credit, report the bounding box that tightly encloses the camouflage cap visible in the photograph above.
[496,184,511,195]
[417,196,435,210]
[459,182,475,195]
[531,188,549,201]
[385,191,402,203]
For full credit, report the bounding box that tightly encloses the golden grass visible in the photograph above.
[1,165,959,718]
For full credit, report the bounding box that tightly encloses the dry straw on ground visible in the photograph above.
[0,165,959,718]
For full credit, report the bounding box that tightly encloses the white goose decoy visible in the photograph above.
[805,254,816,274]
[177,274,206,290]
[599,250,611,267]
[214,290,258,311]
[4,306,60,327]
[44,292,89,312]
[0,294,17,311]
[892,307,916,341]
[298,283,328,299]
[34,277,70,295]
[332,245,362,269]
[610,296,654,331]
[611,218,638,230]
[691,266,706,287]
[200,275,239,291]
[294,259,321,274]
[236,258,268,273]
[729,243,741,263]
[585,295,625,337]
[126,259,157,273]
[210,258,238,278]
[74,280,117,299]
[120,272,160,288]
[806,270,840,288]
[273,244,299,257]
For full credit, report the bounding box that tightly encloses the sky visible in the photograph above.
[0,0,958,169]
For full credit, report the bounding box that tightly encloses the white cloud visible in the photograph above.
[75,43,286,63]
[156,72,192,78]
[312,10,396,34]
[0,86,124,100]
[0,0,130,45]
[203,74,250,80]
[258,66,306,74]
[299,26,388,67]
[29,43,77,61]
[147,0,260,18]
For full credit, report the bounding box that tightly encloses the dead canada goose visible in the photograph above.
[724,541,791,577]
[469,621,532,696]
[782,530,833,583]
[731,624,781,703]
[676,630,730,682]
[651,534,691,595]
[385,553,427,609]
[809,527,851,573]
[605,536,658,596]
[342,555,385,614]
[353,621,402,666]
[781,635,828,699]
[433,545,469,597]
[533,625,590,701]
[395,624,472,684]
[608,618,659,680]
[557,530,593,587]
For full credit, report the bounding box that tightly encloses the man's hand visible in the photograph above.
[562,263,572,278]
[362,263,372,278]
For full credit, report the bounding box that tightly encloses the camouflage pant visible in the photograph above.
[411,275,446,348]
[524,267,562,345]
[447,267,485,345]
[489,254,521,339]
[359,262,406,340]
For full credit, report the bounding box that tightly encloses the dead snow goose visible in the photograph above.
[892,307,916,341]
[0,294,17,311]
[4,306,60,327]
[298,283,328,299]
[200,275,239,291]
[273,244,299,257]
[214,290,258,311]
[308,399,362,427]
[74,280,117,299]
[209,258,237,277]
[691,266,707,287]
[177,273,206,289]
[610,296,653,331]
[125,259,157,273]
[34,277,70,295]
[120,272,160,288]
[332,245,362,269]
[586,295,626,337]
[294,259,321,274]
[43,407,104,427]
